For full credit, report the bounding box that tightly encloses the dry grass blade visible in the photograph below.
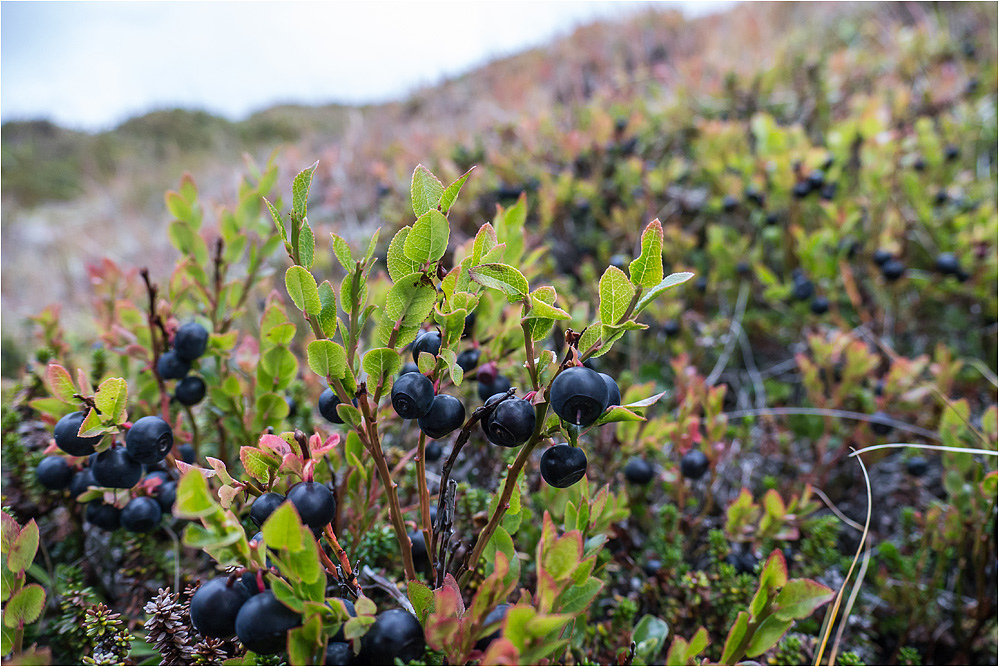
[850,443,999,458]
[814,448,872,666]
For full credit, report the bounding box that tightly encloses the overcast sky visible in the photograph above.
[1,1,734,132]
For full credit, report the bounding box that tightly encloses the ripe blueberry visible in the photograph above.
[475,604,510,651]
[550,366,609,426]
[418,394,466,439]
[792,278,814,302]
[156,481,177,514]
[456,349,481,372]
[477,374,511,402]
[235,590,300,654]
[36,456,73,490]
[623,457,655,485]
[399,362,420,377]
[121,496,162,533]
[764,212,779,226]
[409,530,433,579]
[540,445,587,488]
[287,482,336,533]
[319,388,344,424]
[250,492,286,528]
[792,181,813,199]
[174,375,206,405]
[391,372,435,419]
[934,189,949,205]
[872,249,893,267]
[807,169,825,189]
[662,319,681,338]
[54,411,102,456]
[810,296,829,315]
[425,441,443,463]
[325,642,353,665]
[643,559,663,577]
[680,449,710,480]
[935,253,961,276]
[126,416,174,465]
[91,447,142,489]
[735,261,752,276]
[599,373,621,408]
[178,443,196,464]
[156,350,190,380]
[463,311,476,339]
[943,144,959,161]
[86,502,121,531]
[411,330,442,364]
[870,411,893,436]
[174,322,209,361]
[906,456,929,477]
[819,182,837,200]
[359,609,425,665]
[192,577,251,640]
[722,195,738,212]
[881,259,906,282]
[483,397,536,448]
[69,468,97,498]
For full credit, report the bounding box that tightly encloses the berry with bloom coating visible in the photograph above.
[126,416,174,465]
[287,482,336,534]
[121,496,162,533]
[192,577,251,639]
[175,376,206,405]
[157,350,190,380]
[550,366,609,427]
[174,322,209,361]
[91,447,142,489]
[483,397,536,448]
[392,373,435,419]
[54,411,102,456]
[540,445,587,488]
[36,456,73,490]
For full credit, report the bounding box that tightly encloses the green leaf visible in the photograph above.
[240,446,281,484]
[404,209,449,264]
[628,218,664,288]
[746,615,794,658]
[271,578,306,613]
[292,161,318,218]
[93,377,128,424]
[262,501,305,552]
[470,263,529,296]
[387,227,421,282]
[78,407,115,438]
[598,266,635,325]
[287,613,320,666]
[364,228,381,263]
[363,348,402,385]
[168,220,209,264]
[440,167,474,213]
[496,195,526,264]
[299,220,315,269]
[330,234,354,271]
[285,266,321,315]
[3,584,45,628]
[632,615,670,665]
[7,520,39,572]
[45,363,76,403]
[592,406,646,426]
[264,197,287,244]
[721,611,750,664]
[307,340,347,380]
[471,223,498,265]
[634,272,695,315]
[525,294,570,320]
[174,470,219,519]
[557,577,602,615]
[408,581,435,624]
[621,392,667,409]
[317,281,338,338]
[384,273,438,328]
[773,578,835,621]
[411,164,445,217]
[525,286,558,341]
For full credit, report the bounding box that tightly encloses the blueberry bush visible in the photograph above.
[1,4,997,666]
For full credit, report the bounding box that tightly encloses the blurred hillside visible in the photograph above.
[2,1,995,352]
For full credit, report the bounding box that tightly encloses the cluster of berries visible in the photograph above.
[38,411,191,533]
[156,321,210,405]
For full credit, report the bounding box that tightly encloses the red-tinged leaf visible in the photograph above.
[480,637,519,666]
[8,520,39,572]
[721,611,750,664]
[745,615,794,657]
[1,512,19,554]
[762,488,786,518]
[204,457,234,485]
[772,578,835,621]
[240,446,281,484]
[281,453,305,479]
[260,433,293,457]
[175,460,216,479]
[4,584,45,628]
[218,485,240,509]
[76,368,93,397]
[408,581,435,624]
[431,574,465,619]
[750,549,789,621]
[45,363,76,403]
[310,432,340,458]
